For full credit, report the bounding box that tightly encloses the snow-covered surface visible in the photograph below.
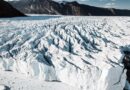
[0,84,8,90]
[0,71,77,90]
[0,16,130,90]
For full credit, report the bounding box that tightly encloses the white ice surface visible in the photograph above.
[0,71,77,90]
[0,85,7,90]
[0,16,130,90]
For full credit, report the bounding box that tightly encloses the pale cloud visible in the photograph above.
[111,0,116,1]
[104,2,116,8]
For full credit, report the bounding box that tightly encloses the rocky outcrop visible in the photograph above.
[0,0,25,17]
[9,0,130,16]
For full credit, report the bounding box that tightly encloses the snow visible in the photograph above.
[0,85,6,90]
[0,71,77,90]
[0,16,130,90]
[0,84,10,90]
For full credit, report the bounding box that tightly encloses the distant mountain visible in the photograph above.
[0,0,25,17]
[9,0,60,14]
[9,0,130,16]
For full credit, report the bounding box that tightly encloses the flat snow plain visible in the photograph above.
[0,16,130,90]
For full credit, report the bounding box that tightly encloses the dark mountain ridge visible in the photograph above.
[0,0,25,17]
[9,0,130,16]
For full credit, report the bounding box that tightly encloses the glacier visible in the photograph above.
[0,16,130,90]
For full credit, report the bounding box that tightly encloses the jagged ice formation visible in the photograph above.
[0,16,130,90]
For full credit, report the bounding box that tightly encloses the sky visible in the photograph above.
[5,0,130,10]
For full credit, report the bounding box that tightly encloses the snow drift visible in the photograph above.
[0,16,130,90]
[0,84,10,90]
[0,71,77,90]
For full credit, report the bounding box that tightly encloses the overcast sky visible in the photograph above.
[6,0,130,10]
